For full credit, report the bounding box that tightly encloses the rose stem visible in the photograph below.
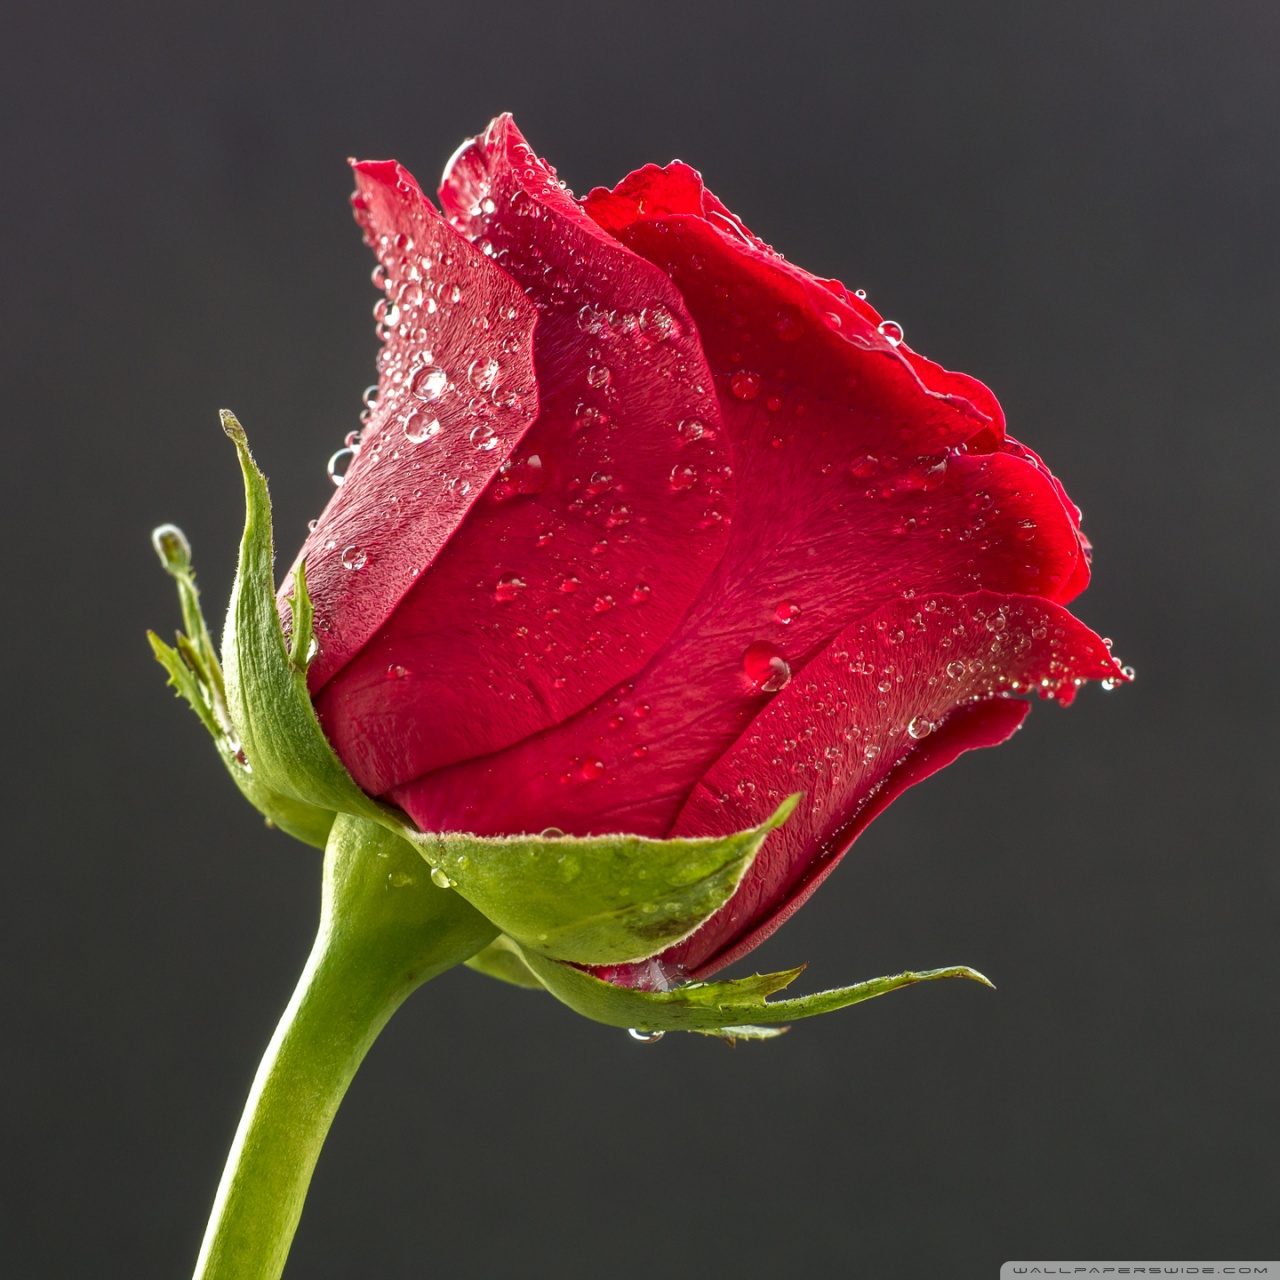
[191,813,496,1280]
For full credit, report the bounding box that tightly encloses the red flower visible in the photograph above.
[285,115,1125,986]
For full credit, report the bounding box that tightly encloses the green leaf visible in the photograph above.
[423,795,798,967]
[518,946,994,1034]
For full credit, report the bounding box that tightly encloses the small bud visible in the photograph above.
[151,523,193,577]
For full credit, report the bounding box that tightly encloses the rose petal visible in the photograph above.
[285,161,540,693]
[657,591,1125,976]
[315,119,732,793]
[583,162,1007,448]
[388,202,1094,839]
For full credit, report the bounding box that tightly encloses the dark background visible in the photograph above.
[3,2,1276,1276]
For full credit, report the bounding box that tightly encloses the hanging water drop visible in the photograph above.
[327,448,355,486]
[628,1028,665,1044]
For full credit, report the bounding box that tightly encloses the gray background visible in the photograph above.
[3,2,1276,1277]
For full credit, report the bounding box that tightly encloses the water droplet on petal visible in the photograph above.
[743,640,791,692]
[774,600,801,625]
[411,364,448,402]
[586,364,611,388]
[878,320,904,346]
[946,660,967,680]
[495,573,525,602]
[907,715,934,740]
[470,423,499,450]
[773,307,804,341]
[670,463,698,492]
[730,370,762,400]
[638,305,678,342]
[341,545,367,571]
[402,410,441,444]
[582,758,606,781]
[677,418,710,443]
[468,356,499,391]
[631,583,651,603]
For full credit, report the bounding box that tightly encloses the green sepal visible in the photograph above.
[157,415,811,969]
[517,946,994,1034]
[218,412,392,830]
[464,935,546,990]
[148,519,334,849]
[424,795,798,967]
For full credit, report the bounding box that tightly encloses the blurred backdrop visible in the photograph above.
[3,2,1276,1276]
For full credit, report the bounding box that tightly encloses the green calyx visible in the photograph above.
[149,414,797,971]
[150,411,994,1036]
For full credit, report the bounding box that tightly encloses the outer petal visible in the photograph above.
[284,161,540,690]
[583,162,1008,450]
[390,186,1092,839]
[313,122,731,794]
[658,591,1126,977]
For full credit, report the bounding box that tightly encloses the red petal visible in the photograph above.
[388,197,1094,839]
[658,591,1125,976]
[315,119,731,794]
[285,161,539,694]
[583,163,1004,445]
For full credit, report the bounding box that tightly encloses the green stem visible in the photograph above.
[192,814,497,1280]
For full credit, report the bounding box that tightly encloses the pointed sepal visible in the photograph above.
[218,411,393,830]
[148,516,334,848]
[424,795,798,966]
[517,946,994,1034]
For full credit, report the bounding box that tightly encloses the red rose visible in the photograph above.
[286,115,1124,987]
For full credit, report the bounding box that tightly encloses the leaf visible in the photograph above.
[424,795,798,966]
[518,946,993,1034]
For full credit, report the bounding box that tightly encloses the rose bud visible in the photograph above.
[152,115,1129,1041]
